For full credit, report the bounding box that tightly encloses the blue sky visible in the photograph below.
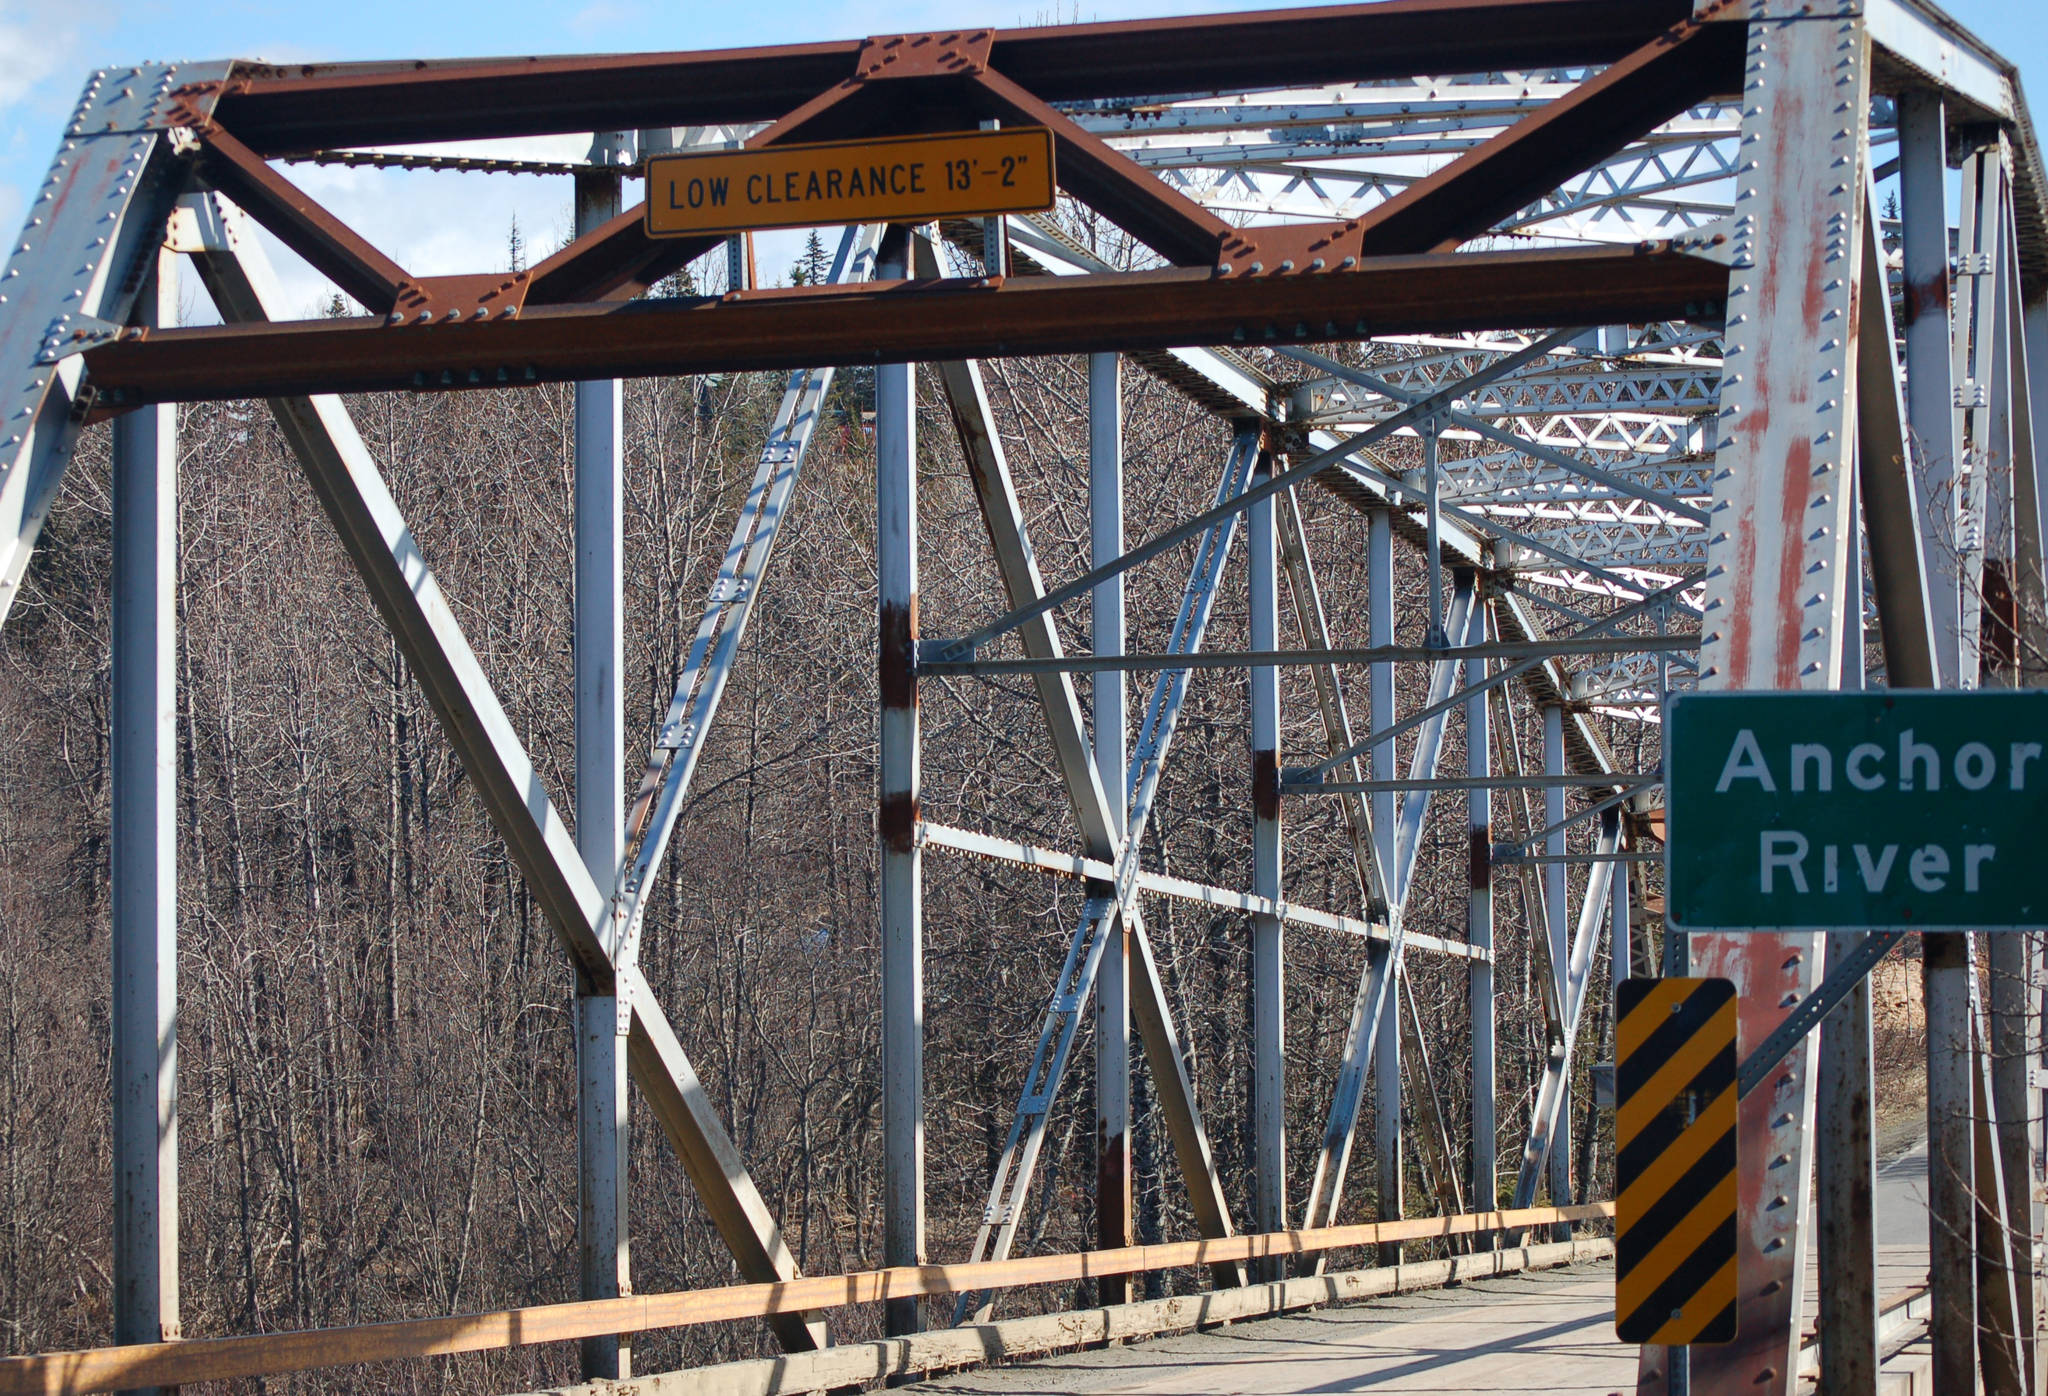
[2,0,2040,314]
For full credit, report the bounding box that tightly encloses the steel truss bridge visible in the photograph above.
[0,0,2042,1392]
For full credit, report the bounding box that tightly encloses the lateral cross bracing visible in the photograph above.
[0,2,2043,1394]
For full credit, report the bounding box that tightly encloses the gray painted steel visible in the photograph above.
[1088,352,1132,1292]
[1249,456,1287,1265]
[573,143,631,1384]
[111,252,180,1379]
[876,232,923,1336]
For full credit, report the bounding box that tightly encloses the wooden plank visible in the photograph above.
[0,1204,1613,1395]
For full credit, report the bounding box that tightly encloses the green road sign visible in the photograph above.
[1666,691,2048,931]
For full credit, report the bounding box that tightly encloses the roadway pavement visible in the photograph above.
[1849,1137,1936,1308]
[919,1142,1931,1395]
[917,1262,1636,1394]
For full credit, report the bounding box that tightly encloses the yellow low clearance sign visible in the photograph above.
[645,128,1057,239]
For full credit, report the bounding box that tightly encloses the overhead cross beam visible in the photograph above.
[202,0,1697,152]
[83,248,1726,406]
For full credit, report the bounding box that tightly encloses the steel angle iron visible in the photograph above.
[1614,975,1738,1346]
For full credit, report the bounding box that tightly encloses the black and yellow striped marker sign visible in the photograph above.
[1615,976,1738,1345]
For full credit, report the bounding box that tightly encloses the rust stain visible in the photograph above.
[879,789,919,854]
[1773,438,1813,688]
[1901,271,1948,329]
[1724,414,1765,684]
[1095,1121,1132,1242]
[1251,747,1280,824]
[878,594,919,711]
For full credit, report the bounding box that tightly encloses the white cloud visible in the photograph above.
[566,1,648,37]
[0,21,70,108]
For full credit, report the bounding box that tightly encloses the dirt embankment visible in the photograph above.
[1870,957,1927,1162]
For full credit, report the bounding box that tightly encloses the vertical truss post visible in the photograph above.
[1541,701,1571,1231]
[728,235,752,293]
[572,136,631,1384]
[1901,110,1991,1396]
[1467,605,1496,1238]
[1817,504,1878,1396]
[1249,449,1286,1268]
[1422,418,1445,645]
[1367,509,1401,1263]
[1954,147,2006,689]
[980,125,1010,276]
[1990,927,2043,1388]
[111,249,179,1371]
[1898,90,1958,688]
[2027,292,2048,683]
[1971,970,2028,1394]
[1998,194,2046,682]
[1986,178,2025,683]
[876,231,923,1338]
[1367,509,1397,888]
[1816,930,1879,1396]
[1677,13,1870,1392]
[1089,352,1133,1301]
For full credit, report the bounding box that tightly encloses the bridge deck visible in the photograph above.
[921,1263,1631,1394]
[920,1141,1933,1396]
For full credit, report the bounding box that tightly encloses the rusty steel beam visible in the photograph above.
[187,121,413,313]
[970,67,1245,268]
[209,0,1691,153]
[85,246,1727,406]
[970,68,1368,275]
[200,1,1730,308]
[1354,17,1744,256]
